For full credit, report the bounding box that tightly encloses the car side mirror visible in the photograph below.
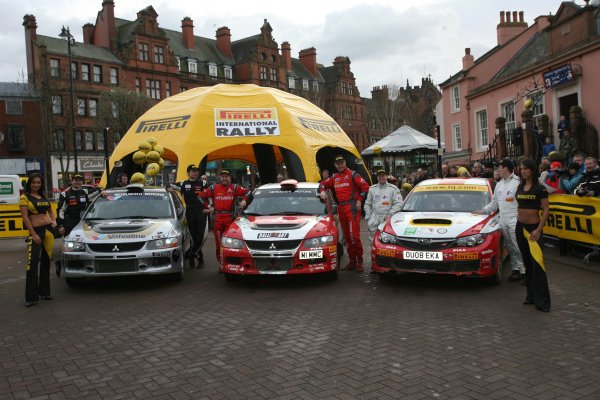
[176,207,184,219]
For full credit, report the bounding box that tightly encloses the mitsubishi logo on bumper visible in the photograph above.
[112,245,120,252]
[417,238,431,245]
[269,243,277,250]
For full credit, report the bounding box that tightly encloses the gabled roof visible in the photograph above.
[290,59,314,80]
[231,34,260,63]
[36,35,122,64]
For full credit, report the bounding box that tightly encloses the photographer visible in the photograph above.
[575,157,600,197]
[559,162,584,194]
[541,162,565,194]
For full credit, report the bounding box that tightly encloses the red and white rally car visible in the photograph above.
[220,180,343,281]
[371,178,505,283]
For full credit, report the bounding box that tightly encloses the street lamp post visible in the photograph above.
[59,26,78,174]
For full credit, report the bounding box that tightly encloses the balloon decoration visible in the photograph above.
[373,146,382,155]
[548,151,565,162]
[131,137,167,185]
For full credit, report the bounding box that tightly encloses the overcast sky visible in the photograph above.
[0,0,571,97]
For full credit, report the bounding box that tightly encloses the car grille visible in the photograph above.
[95,259,138,273]
[254,257,294,271]
[245,240,302,251]
[87,242,146,252]
[395,238,455,251]
[375,256,480,272]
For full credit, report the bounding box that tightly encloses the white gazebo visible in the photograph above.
[361,125,444,175]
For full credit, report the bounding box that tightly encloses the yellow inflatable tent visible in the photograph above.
[104,84,368,185]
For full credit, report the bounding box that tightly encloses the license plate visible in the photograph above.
[403,250,443,261]
[299,250,323,259]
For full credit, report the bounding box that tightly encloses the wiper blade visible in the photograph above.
[115,215,158,219]
[242,212,264,216]
[270,211,315,215]
[83,217,105,221]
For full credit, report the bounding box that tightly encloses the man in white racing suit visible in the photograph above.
[364,170,403,245]
[476,158,524,281]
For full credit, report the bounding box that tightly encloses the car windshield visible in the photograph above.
[244,188,326,216]
[84,192,174,219]
[401,189,489,212]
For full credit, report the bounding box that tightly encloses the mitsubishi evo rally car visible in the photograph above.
[371,178,504,283]
[220,180,342,281]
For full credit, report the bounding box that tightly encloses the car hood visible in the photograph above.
[68,219,176,243]
[236,215,328,240]
[387,211,498,238]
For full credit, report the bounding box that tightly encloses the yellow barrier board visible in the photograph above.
[0,202,58,238]
[544,194,600,245]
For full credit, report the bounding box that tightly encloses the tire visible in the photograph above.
[65,278,84,287]
[485,239,504,285]
[337,242,344,258]
[171,269,184,282]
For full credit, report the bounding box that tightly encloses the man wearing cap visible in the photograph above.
[542,161,565,194]
[167,164,210,268]
[365,170,403,246]
[319,155,370,272]
[199,170,249,263]
[474,158,524,281]
[57,174,104,236]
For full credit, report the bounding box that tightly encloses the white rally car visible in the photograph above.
[371,178,505,283]
[219,180,343,281]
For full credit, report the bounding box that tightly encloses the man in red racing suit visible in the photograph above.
[199,170,249,263]
[319,156,370,272]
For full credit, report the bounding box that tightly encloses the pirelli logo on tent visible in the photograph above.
[214,108,280,137]
[136,115,191,133]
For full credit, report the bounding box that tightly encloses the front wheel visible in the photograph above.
[170,269,184,282]
[485,239,504,285]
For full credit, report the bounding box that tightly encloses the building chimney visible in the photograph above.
[182,17,194,50]
[23,14,37,41]
[102,0,116,50]
[23,15,38,84]
[82,23,94,44]
[281,41,292,71]
[462,48,474,70]
[497,10,528,46]
[216,26,233,58]
[299,47,317,76]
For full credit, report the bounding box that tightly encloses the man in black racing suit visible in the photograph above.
[167,164,209,268]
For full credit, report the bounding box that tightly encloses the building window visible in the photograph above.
[208,63,218,77]
[135,78,141,94]
[260,66,267,80]
[81,64,90,81]
[54,129,65,150]
[50,59,60,77]
[341,82,347,95]
[175,56,181,71]
[270,68,277,82]
[153,46,164,64]
[109,67,118,85]
[312,82,319,92]
[302,80,309,90]
[531,91,545,117]
[452,123,462,150]
[188,59,197,74]
[97,130,105,151]
[342,106,353,119]
[93,65,102,82]
[111,102,118,118]
[165,81,171,98]
[138,43,149,61]
[476,109,488,147]
[146,80,161,100]
[83,131,93,150]
[501,101,515,132]
[288,77,295,89]
[52,96,63,115]
[451,85,460,112]
[75,131,82,150]
[224,66,232,79]
[180,87,187,92]
[89,99,97,117]
[7,125,25,152]
[77,98,86,116]
[6,100,22,115]
[71,62,78,80]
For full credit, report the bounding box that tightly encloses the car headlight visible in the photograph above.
[456,233,487,247]
[147,237,179,250]
[63,241,85,252]
[222,236,244,249]
[303,235,334,248]
[378,231,396,244]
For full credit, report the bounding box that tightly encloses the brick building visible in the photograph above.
[23,0,368,189]
[439,2,600,165]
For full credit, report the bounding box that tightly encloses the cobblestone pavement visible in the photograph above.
[1,229,600,400]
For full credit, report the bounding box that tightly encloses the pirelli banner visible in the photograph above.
[0,203,58,238]
[544,194,600,245]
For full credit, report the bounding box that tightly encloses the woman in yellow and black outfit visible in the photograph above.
[19,173,57,307]
[515,158,551,313]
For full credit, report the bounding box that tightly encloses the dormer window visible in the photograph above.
[188,59,197,74]
[224,66,233,79]
[208,63,218,77]
[288,77,295,89]
[302,80,309,90]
